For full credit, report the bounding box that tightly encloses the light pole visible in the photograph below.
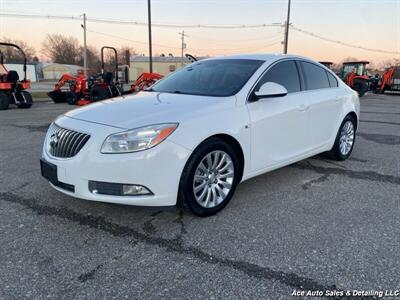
[147,0,153,73]
[81,13,87,75]
[283,0,291,54]
[179,30,187,67]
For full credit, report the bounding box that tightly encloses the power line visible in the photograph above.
[291,26,400,55]
[188,32,283,44]
[0,12,282,29]
[86,29,181,50]
[87,28,281,52]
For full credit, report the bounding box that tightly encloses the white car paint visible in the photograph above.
[42,54,360,206]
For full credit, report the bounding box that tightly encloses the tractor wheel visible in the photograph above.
[0,91,9,110]
[113,86,124,97]
[352,79,368,97]
[90,85,110,102]
[17,91,33,109]
[66,92,78,105]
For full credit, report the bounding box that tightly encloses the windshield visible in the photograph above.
[151,59,264,97]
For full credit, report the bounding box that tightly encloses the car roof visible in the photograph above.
[204,53,315,63]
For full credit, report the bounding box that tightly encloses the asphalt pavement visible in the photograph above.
[0,94,399,299]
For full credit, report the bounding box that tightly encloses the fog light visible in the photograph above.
[122,184,151,195]
[88,181,153,196]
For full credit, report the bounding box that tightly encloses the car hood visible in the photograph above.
[63,92,234,129]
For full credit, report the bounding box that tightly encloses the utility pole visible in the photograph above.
[147,0,153,73]
[283,0,291,54]
[179,31,187,67]
[82,13,87,75]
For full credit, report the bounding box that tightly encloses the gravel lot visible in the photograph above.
[0,94,399,299]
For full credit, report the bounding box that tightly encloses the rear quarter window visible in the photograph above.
[327,71,338,87]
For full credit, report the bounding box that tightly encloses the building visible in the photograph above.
[129,56,191,81]
[41,63,82,80]
[4,63,38,82]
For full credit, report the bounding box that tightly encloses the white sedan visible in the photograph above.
[41,54,359,216]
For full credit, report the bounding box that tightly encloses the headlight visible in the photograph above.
[101,123,178,154]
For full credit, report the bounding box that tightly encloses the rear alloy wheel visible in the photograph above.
[325,115,356,161]
[0,91,9,110]
[179,138,240,216]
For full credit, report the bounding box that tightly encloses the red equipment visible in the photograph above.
[128,72,163,93]
[377,66,400,94]
[48,70,87,104]
[340,61,370,96]
[48,46,124,105]
[0,42,33,110]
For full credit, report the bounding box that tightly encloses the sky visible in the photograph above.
[0,0,399,64]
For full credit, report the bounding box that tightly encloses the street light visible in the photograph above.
[283,0,291,54]
[147,0,153,73]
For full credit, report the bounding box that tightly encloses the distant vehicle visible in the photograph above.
[377,66,400,94]
[0,42,33,110]
[41,54,359,216]
[339,61,371,96]
[319,61,333,69]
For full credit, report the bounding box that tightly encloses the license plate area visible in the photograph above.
[40,158,59,185]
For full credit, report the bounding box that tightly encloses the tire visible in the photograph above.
[17,91,33,109]
[0,91,9,110]
[112,85,124,97]
[178,138,241,217]
[325,115,356,161]
[66,91,78,105]
[90,85,110,102]
[352,79,368,97]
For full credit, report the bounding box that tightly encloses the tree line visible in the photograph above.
[1,34,137,73]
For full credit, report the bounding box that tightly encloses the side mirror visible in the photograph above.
[254,82,288,99]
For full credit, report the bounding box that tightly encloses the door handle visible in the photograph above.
[298,104,309,111]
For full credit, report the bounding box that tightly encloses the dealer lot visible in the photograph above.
[0,94,399,299]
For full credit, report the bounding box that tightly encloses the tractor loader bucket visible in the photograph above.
[47,90,68,103]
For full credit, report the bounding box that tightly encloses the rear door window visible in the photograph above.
[301,61,330,90]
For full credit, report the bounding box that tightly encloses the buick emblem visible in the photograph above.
[49,132,59,148]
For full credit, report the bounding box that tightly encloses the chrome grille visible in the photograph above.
[47,123,90,158]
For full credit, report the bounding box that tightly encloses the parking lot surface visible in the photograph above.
[1,94,399,299]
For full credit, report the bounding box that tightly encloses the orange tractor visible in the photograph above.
[0,42,33,110]
[48,46,123,105]
[48,46,163,105]
[339,61,372,96]
[376,66,400,94]
[319,61,333,69]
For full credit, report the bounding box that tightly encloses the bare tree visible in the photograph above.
[76,45,101,74]
[0,37,36,63]
[42,34,81,65]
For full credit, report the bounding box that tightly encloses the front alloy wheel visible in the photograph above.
[193,150,234,208]
[179,138,240,216]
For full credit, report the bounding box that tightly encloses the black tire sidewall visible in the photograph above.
[0,91,9,110]
[17,91,33,109]
[179,138,240,217]
[353,80,367,96]
[90,86,110,102]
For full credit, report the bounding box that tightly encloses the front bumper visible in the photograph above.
[42,116,191,206]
